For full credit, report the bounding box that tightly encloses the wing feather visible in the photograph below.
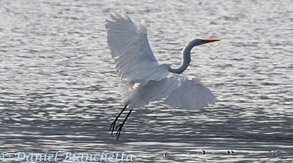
[106,14,168,85]
[165,76,216,109]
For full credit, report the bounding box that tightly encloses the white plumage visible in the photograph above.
[106,13,216,110]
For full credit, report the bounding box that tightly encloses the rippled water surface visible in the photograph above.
[0,0,293,162]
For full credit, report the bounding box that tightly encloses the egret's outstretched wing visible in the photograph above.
[122,75,215,110]
[106,14,168,85]
[165,76,216,109]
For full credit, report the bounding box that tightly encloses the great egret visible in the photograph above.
[106,13,219,140]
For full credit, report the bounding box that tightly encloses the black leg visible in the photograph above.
[116,109,132,140]
[110,105,127,135]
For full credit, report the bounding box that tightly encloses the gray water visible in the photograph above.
[0,0,293,162]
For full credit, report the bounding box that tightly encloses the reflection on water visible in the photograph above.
[0,0,292,162]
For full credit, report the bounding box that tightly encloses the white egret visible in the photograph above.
[106,13,219,139]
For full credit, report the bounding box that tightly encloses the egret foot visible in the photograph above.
[109,120,116,135]
[109,105,127,135]
[115,109,132,140]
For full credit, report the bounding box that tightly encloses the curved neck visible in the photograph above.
[168,43,194,74]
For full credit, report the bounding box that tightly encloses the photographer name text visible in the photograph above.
[0,151,134,162]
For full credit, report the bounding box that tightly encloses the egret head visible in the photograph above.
[188,39,220,47]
